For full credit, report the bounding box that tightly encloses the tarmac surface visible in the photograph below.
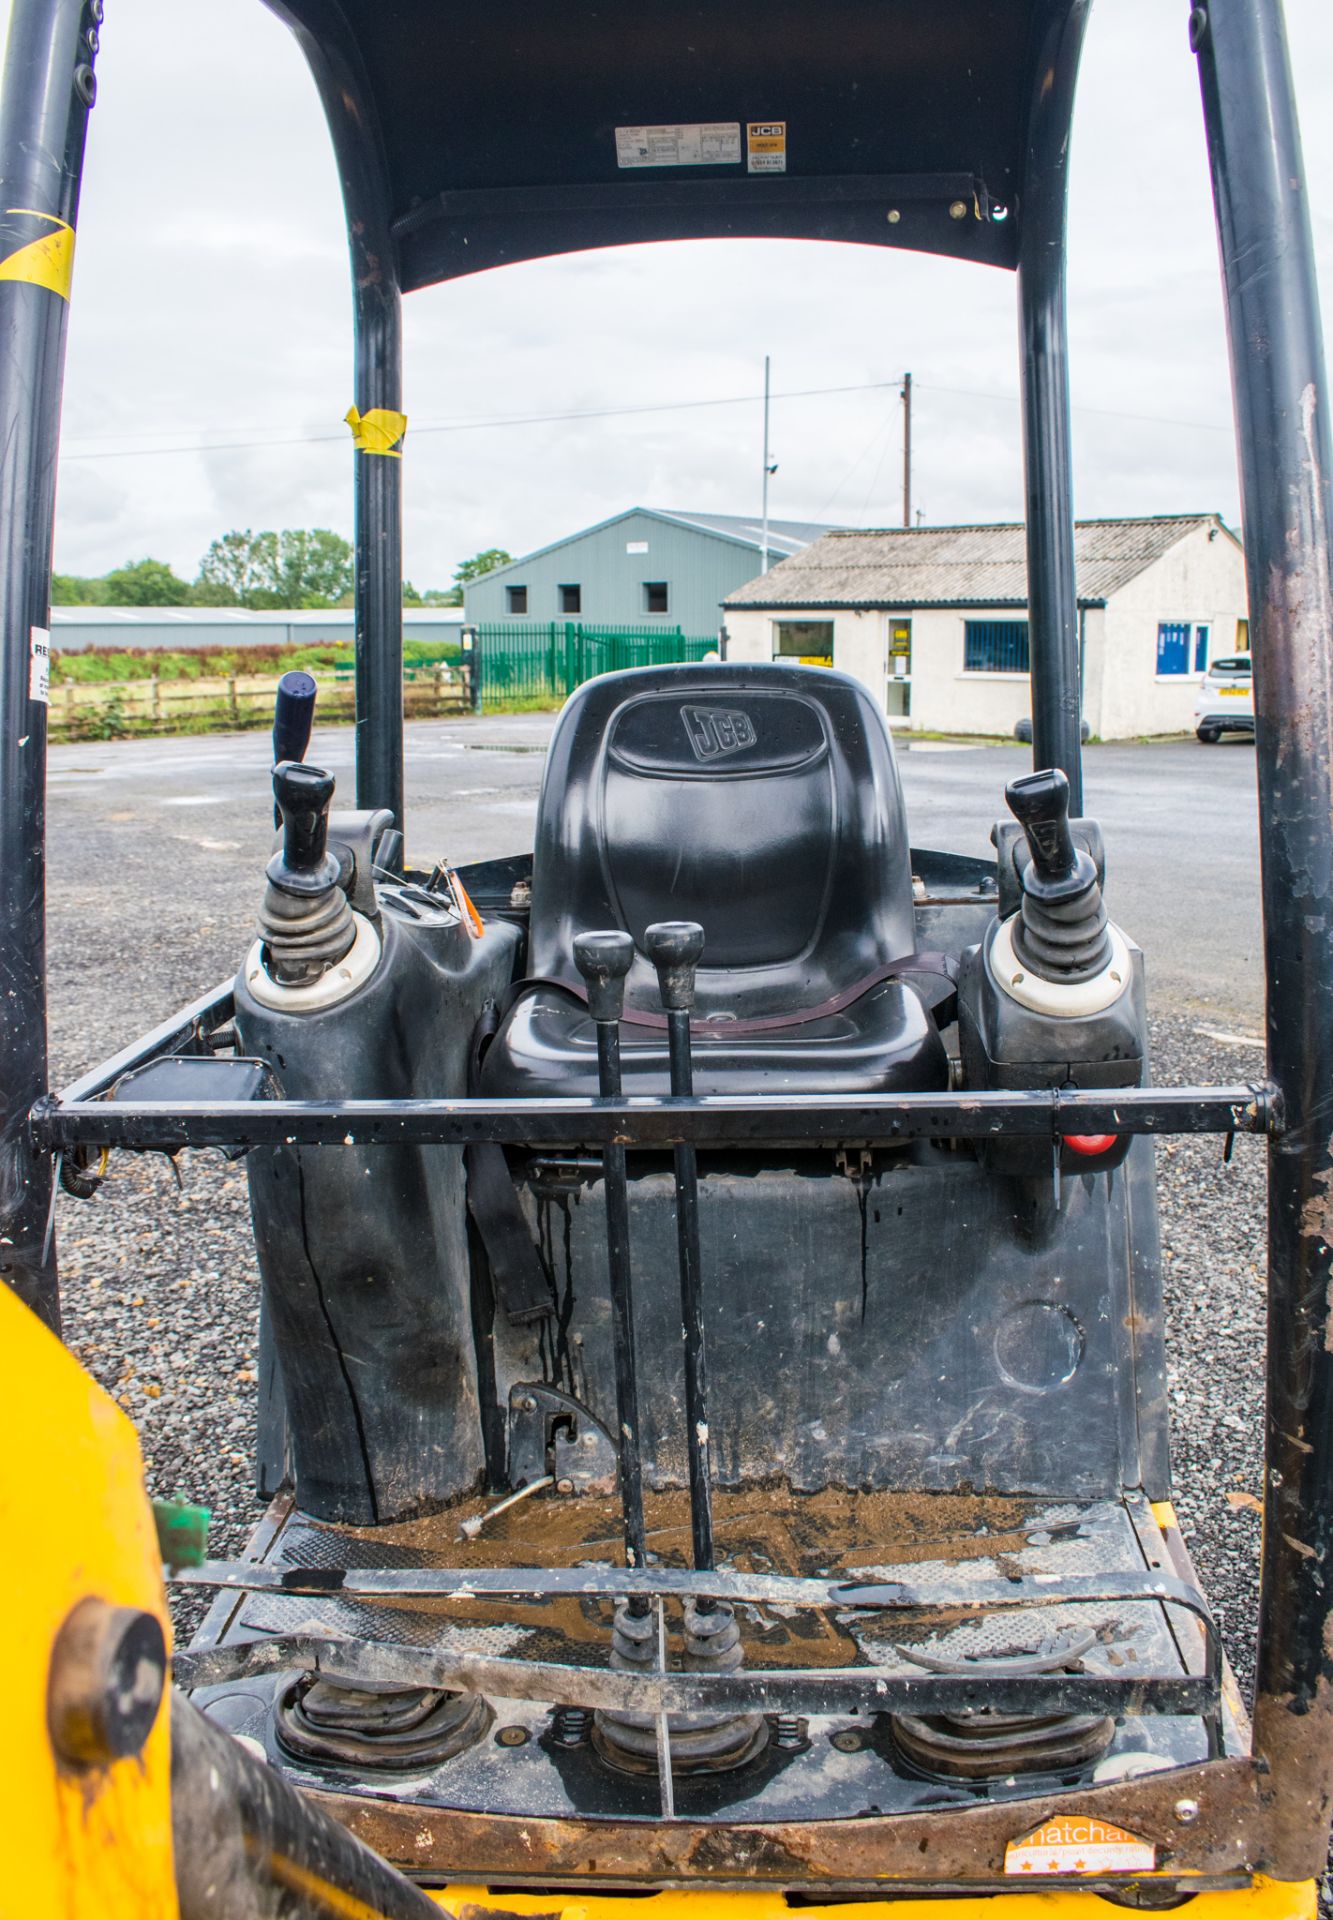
[47,715,1265,1057]
[41,716,1285,1879]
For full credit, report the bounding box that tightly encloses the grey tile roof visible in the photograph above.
[653,509,837,556]
[724,515,1239,608]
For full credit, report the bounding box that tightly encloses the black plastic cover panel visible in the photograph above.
[267,0,1074,286]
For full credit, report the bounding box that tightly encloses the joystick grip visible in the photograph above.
[1005,768,1085,897]
[574,929,635,1024]
[645,920,705,1012]
[273,670,317,768]
[269,761,339,895]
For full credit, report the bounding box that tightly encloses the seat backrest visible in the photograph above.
[528,663,916,1021]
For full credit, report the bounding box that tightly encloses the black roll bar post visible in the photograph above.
[1017,0,1091,814]
[1196,0,1333,1881]
[269,0,405,848]
[0,0,97,1333]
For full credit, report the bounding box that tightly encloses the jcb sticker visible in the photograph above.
[1004,1816,1156,1876]
[747,121,787,174]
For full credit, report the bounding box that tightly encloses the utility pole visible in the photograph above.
[761,354,773,571]
[901,370,912,529]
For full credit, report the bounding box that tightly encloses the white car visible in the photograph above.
[1194,654,1254,743]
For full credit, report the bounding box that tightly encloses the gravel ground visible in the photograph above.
[41,736,1295,1879]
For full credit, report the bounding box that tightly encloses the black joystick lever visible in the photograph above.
[269,762,340,895]
[1005,768,1111,983]
[572,931,648,1590]
[644,920,715,1580]
[272,671,317,825]
[258,761,356,986]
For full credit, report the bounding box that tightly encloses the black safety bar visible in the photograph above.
[35,1082,1272,1154]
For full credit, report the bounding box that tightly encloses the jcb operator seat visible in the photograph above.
[480,662,949,1096]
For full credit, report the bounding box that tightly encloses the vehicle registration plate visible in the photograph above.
[1219,687,1247,696]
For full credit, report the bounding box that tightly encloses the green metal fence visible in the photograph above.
[469,622,718,711]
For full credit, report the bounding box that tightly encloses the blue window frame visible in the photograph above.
[1157,621,1191,675]
[1193,624,1210,671]
[964,619,1029,673]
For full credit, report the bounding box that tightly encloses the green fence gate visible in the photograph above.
[468,622,718,711]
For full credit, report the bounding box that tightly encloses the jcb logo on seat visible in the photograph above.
[681,705,757,762]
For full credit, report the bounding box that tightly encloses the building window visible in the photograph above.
[772,620,833,662]
[507,585,528,616]
[964,619,1029,674]
[1193,624,1210,672]
[1236,618,1250,652]
[643,581,670,615]
[559,584,581,615]
[1156,621,1191,675]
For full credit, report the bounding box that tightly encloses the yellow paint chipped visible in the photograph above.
[345,405,407,456]
[1151,1499,1179,1531]
[429,1878,1317,1919]
[0,209,74,299]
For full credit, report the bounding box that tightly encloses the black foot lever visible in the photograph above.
[644,920,715,1579]
[572,930,648,1586]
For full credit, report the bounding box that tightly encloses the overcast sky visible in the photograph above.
[35,0,1333,591]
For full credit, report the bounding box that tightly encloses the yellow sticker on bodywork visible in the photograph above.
[345,404,407,456]
[1005,1816,1156,1875]
[0,209,74,299]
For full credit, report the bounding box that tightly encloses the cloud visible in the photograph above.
[42,0,1333,585]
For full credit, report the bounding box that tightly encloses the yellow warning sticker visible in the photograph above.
[1004,1816,1156,1876]
[344,406,407,457]
[747,121,787,174]
[0,209,74,300]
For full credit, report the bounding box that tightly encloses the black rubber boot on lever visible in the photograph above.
[1005,768,1111,983]
[259,761,356,987]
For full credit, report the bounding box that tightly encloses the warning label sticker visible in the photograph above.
[29,625,49,704]
[1005,1817,1156,1876]
[615,123,740,169]
[747,121,787,173]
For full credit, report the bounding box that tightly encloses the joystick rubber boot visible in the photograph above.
[1005,768,1111,983]
[258,762,356,986]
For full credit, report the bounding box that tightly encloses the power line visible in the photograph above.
[56,374,1233,464]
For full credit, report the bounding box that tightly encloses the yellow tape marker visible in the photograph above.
[0,209,74,300]
[1151,1500,1179,1532]
[345,405,407,457]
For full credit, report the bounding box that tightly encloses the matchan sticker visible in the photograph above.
[1004,1816,1156,1876]
[29,625,49,704]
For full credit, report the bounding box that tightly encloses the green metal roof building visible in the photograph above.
[463,507,832,637]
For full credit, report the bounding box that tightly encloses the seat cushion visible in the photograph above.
[480,977,949,1098]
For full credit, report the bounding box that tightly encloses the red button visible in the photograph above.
[1063,1133,1118,1157]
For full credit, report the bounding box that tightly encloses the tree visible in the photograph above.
[51,571,102,605]
[195,530,276,608]
[453,549,511,594]
[102,558,191,606]
[271,528,353,608]
[194,528,353,610]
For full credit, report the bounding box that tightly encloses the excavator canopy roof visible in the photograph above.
[271,0,1071,289]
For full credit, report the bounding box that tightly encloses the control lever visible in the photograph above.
[1004,768,1111,982]
[272,671,317,825]
[259,762,355,985]
[572,930,647,1592]
[644,920,715,1583]
[269,762,340,895]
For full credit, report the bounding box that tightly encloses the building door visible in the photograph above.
[886,618,912,719]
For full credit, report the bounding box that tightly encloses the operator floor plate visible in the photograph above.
[189,1487,1240,1825]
